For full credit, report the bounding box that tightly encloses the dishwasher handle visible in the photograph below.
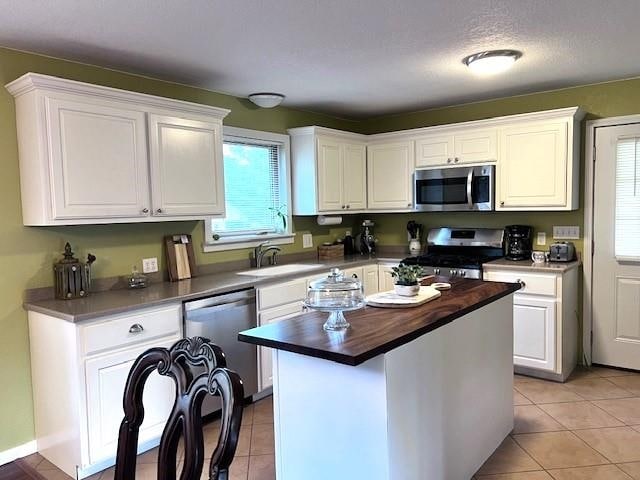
[184,288,255,312]
[185,298,255,316]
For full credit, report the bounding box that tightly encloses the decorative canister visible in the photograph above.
[54,243,96,300]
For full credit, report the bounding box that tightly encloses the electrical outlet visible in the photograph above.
[142,257,158,273]
[302,233,313,248]
[537,232,547,246]
[553,225,580,239]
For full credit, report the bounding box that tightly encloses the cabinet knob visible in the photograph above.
[156,208,163,213]
[516,279,526,289]
[341,205,346,209]
[500,201,505,206]
[407,203,412,207]
[129,323,144,334]
[454,157,460,163]
[352,273,358,279]
[447,158,452,164]
[141,208,149,214]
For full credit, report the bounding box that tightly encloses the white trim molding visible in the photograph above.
[583,114,640,365]
[0,440,37,466]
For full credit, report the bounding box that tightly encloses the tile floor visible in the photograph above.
[6,366,640,480]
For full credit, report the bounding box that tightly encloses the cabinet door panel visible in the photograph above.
[498,122,568,208]
[378,264,396,292]
[367,142,414,209]
[316,136,343,212]
[342,143,367,210]
[85,336,179,464]
[149,114,224,216]
[454,128,497,163]
[415,135,454,168]
[513,297,556,371]
[258,303,304,391]
[364,265,379,296]
[46,97,150,219]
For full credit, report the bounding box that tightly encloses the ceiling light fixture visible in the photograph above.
[462,50,522,76]
[248,92,285,108]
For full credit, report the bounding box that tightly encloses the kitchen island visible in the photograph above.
[239,277,520,480]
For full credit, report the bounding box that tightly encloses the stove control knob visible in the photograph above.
[434,268,440,275]
[450,269,457,276]
[460,270,467,277]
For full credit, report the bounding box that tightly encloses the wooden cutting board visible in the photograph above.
[366,286,441,308]
[165,234,197,281]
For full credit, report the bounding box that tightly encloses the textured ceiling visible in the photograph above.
[1,0,639,118]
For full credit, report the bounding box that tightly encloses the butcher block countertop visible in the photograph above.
[238,277,520,366]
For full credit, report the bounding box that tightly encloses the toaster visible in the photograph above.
[549,242,576,262]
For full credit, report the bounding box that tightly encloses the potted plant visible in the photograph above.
[390,263,423,296]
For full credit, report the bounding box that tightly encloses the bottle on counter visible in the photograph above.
[344,231,354,255]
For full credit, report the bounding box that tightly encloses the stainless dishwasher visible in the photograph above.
[183,288,258,416]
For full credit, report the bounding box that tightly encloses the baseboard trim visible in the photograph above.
[0,440,37,466]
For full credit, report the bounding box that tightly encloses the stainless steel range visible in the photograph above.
[402,227,504,279]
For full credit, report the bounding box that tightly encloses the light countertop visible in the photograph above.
[483,257,581,273]
[24,256,394,323]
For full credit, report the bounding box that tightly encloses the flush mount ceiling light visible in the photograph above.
[462,50,522,76]
[248,92,285,108]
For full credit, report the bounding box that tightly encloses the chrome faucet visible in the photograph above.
[253,241,281,268]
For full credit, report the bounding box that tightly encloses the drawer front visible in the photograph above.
[82,304,182,355]
[483,270,557,297]
[258,279,307,310]
[258,302,304,325]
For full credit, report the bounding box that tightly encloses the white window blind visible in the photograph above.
[211,140,283,236]
[615,137,640,261]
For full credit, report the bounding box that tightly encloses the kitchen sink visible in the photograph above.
[236,263,324,277]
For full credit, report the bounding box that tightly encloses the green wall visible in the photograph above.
[3,44,640,453]
[0,47,360,452]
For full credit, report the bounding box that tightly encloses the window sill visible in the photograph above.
[203,233,296,252]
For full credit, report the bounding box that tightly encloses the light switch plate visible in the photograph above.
[142,257,159,273]
[537,232,547,246]
[302,233,313,248]
[553,226,580,239]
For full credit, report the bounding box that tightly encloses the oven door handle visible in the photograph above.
[466,169,474,209]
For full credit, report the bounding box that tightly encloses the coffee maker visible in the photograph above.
[357,220,376,255]
[504,225,533,261]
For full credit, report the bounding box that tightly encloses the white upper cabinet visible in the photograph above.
[367,141,414,210]
[46,96,150,220]
[289,126,367,215]
[148,114,225,217]
[6,73,229,225]
[496,115,579,211]
[415,128,497,168]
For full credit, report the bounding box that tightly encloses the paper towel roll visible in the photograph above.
[317,215,342,226]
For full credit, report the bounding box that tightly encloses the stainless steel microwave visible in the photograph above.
[414,165,495,212]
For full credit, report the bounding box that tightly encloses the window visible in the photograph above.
[615,137,640,260]
[204,127,292,251]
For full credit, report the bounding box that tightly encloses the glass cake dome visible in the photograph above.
[304,268,365,331]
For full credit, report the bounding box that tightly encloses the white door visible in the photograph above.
[342,143,367,211]
[415,134,454,168]
[84,337,178,464]
[367,141,414,210]
[258,303,304,391]
[454,128,498,164]
[148,114,224,217]
[497,121,568,209]
[513,296,557,371]
[46,97,150,219]
[592,123,640,370]
[316,136,344,212]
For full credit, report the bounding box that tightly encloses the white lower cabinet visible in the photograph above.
[513,296,556,371]
[28,303,182,478]
[363,264,379,296]
[257,302,305,391]
[378,263,396,292]
[483,266,579,381]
